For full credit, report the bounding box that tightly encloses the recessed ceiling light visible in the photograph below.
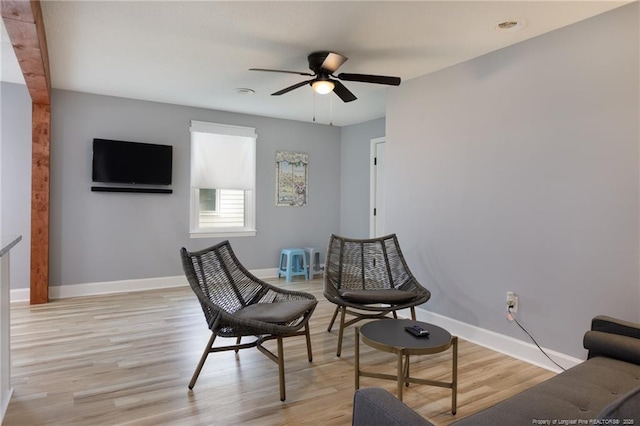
[494,18,527,32]
[234,88,255,95]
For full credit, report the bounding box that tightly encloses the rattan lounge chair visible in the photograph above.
[323,234,431,356]
[180,241,317,401]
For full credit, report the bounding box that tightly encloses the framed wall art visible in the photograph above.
[275,151,308,207]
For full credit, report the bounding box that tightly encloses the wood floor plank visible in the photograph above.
[5,278,555,425]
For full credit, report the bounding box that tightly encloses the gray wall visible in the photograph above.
[1,83,31,289]
[1,83,383,291]
[48,90,341,286]
[386,3,639,358]
[339,117,385,238]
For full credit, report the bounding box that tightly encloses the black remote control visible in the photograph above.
[405,325,430,337]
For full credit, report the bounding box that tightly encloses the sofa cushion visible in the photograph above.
[592,316,640,340]
[597,386,640,420]
[451,356,640,425]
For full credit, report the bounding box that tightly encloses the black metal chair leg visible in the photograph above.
[277,337,285,401]
[305,324,313,362]
[327,306,340,332]
[189,332,217,389]
[336,307,347,357]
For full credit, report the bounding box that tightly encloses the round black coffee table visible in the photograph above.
[355,319,457,414]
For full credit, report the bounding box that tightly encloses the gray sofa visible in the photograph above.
[352,315,640,425]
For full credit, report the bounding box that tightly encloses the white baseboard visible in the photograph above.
[10,268,279,303]
[10,276,189,302]
[9,288,29,303]
[402,307,583,374]
[251,268,280,280]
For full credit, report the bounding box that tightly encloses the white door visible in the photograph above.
[370,138,386,237]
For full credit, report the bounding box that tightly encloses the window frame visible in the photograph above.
[189,121,257,238]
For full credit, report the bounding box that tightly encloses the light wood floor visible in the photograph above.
[5,278,555,425]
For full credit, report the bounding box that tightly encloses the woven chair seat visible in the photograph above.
[236,300,317,324]
[338,288,417,304]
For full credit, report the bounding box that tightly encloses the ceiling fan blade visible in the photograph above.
[272,79,314,96]
[321,52,348,73]
[332,80,357,103]
[337,73,401,86]
[249,68,314,77]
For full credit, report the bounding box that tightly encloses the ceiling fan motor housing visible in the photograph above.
[308,51,333,73]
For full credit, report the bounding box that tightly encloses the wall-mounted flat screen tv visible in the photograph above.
[92,138,173,186]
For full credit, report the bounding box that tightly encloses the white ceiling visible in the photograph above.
[1,1,631,126]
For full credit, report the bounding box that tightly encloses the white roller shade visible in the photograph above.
[190,121,257,139]
[190,121,256,190]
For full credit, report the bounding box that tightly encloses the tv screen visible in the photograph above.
[92,138,173,185]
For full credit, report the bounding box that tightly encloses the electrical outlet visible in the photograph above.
[506,291,518,313]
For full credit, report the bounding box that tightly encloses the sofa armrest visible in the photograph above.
[584,316,640,364]
[352,388,434,426]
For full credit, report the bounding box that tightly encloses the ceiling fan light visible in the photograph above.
[312,80,335,95]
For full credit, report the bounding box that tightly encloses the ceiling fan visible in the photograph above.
[250,51,401,103]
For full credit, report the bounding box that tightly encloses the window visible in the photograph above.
[189,121,257,237]
[199,188,218,213]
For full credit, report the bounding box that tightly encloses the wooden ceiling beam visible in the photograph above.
[1,0,51,105]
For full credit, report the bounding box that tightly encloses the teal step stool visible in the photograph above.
[278,248,308,282]
[304,247,324,279]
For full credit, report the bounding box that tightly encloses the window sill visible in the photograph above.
[190,229,257,238]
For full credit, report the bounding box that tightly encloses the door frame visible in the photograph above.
[369,137,385,237]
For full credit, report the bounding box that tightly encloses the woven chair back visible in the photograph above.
[181,241,264,324]
[325,234,412,291]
